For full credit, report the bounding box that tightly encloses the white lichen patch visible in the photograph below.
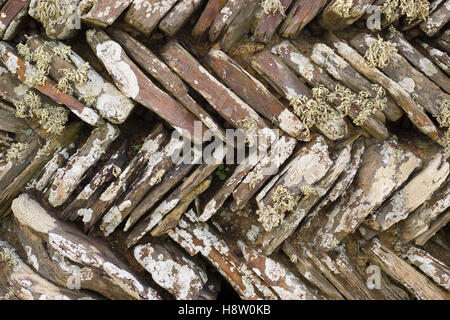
[77,208,93,223]
[69,50,135,124]
[11,194,57,234]
[95,39,139,99]
[378,153,449,230]
[100,205,122,237]
[3,50,20,74]
[313,138,422,250]
[419,58,438,77]
[32,146,70,191]
[103,262,160,300]
[238,241,315,300]
[397,77,416,94]
[246,225,260,242]
[49,232,103,268]
[134,244,207,300]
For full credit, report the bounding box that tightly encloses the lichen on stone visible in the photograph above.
[111,165,122,178]
[290,85,340,136]
[36,104,68,135]
[437,100,450,154]
[239,117,260,147]
[327,84,354,116]
[15,90,41,118]
[14,90,67,135]
[261,0,285,15]
[16,43,33,62]
[0,248,18,268]
[32,47,52,76]
[301,185,316,197]
[151,169,165,185]
[331,0,353,18]
[20,46,53,86]
[35,140,52,159]
[443,130,450,155]
[80,95,96,107]
[352,84,387,126]
[272,185,296,213]
[326,84,387,126]
[57,62,90,94]
[399,0,429,22]
[381,0,401,23]
[364,35,398,68]
[6,142,27,162]
[34,0,62,21]
[257,185,296,232]
[52,43,72,62]
[3,290,15,300]
[381,0,430,23]
[437,100,450,128]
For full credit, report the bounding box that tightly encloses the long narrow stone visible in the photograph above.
[205,48,305,138]
[279,0,328,38]
[159,0,205,36]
